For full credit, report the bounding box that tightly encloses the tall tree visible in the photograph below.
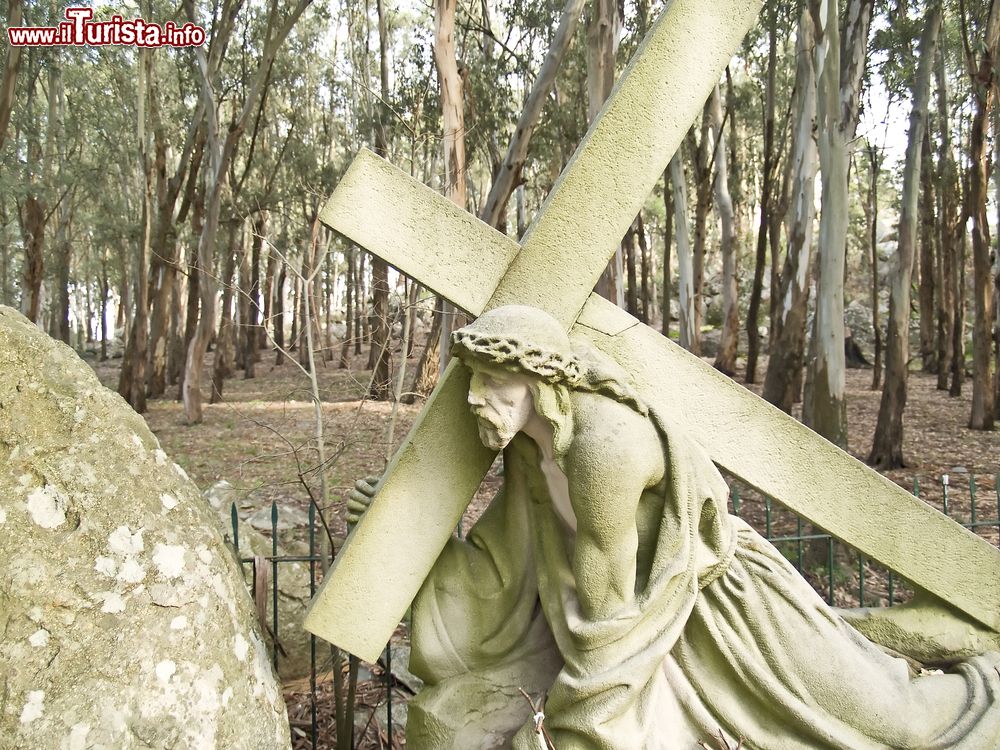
[804,0,874,448]
[918,128,937,372]
[479,0,586,230]
[710,84,739,375]
[961,0,999,430]
[588,0,624,306]
[367,0,394,400]
[182,0,311,424]
[869,1,942,469]
[763,6,819,412]
[118,44,155,413]
[868,143,883,391]
[0,0,23,152]
[669,151,696,351]
[433,0,468,380]
[935,42,958,392]
[745,0,778,384]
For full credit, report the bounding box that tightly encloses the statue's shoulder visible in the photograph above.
[565,391,664,483]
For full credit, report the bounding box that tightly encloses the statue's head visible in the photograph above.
[452,305,646,452]
[450,305,581,387]
[451,306,577,451]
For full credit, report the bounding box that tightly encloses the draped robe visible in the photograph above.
[406,394,1000,749]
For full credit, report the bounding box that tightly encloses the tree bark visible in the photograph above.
[745,0,778,384]
[804,0,873,448]
[244,211,265,378]
[182,0,311,423]
[211,223,239,404]
[669,152,696,351]
[637,213,651,324]
[869,2,941,469]
[0,0,23,153]
[763,7,818,412]
[869,145,883,391]
[918,129,937,372]
[624,221,639,316]
[710,85,739,376]
[118,46,154,414]
[588,0,624,307]
[965,0,999,430]
[661,168,673,337]
[691,108,713,353]
[431,0,468,386]
[367,0,394,399]
[936,44,957,391]
[274,261,287,365]
[479,0,585,229]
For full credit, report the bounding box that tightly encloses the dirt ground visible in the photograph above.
[89,342,1000,749]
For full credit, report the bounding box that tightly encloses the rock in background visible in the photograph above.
[204,480,315,680]
[0,307,291,749]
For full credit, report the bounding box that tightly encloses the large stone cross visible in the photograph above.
[304,0,1000,662]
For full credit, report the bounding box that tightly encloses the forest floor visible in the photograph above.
[89,338,1000,748]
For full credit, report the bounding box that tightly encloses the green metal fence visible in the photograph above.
[230,472,1000,748]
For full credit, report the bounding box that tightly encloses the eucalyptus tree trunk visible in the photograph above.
[0,0,23,153]
[20,54,59,325]
[211,222,240,404]
[367,0,394,399]
[804,0,873,448]
[637,213,651,324]
[147,116,204,399]
[745,0,778,384]
[118,47,154,414]
[274,262,287,366]
[99,249,109,361]
[588,0,624,307]
[966,0,999,430]
[690,107,712,353]
[182,0,311,423]
[994,112,1000,418]
[951,228,968,397]
[177,191,203,398]
[661,168,673,337]
[480,0,585,229]
[432,0,468,382]
[869,2,941,468]
[869,145,883,391]
[936,44,957,391]
[763,7,818,412]
[624,222,639,316]
[339,248,354,369]
[669,152,696,352]
[710,85,739,375]
[918,129,937,372]
[244,211,266,379]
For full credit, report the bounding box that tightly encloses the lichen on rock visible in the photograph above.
[0,306,291,749]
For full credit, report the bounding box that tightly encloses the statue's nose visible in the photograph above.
[468,390,485,407]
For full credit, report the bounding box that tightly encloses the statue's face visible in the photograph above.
[466,362,535,451]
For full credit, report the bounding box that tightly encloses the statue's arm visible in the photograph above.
[564,397,665,621]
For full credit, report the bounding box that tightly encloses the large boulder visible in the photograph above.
[0,307,291,749]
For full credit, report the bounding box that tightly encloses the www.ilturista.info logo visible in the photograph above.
[7,7,206,48]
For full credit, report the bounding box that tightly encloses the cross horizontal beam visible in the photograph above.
[307,150,1000,659]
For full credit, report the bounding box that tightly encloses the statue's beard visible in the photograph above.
[474,412,517,451]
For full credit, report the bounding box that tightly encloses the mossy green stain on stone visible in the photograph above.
[0,306,290,749]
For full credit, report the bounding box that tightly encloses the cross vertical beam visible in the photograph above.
[304,0,766,661]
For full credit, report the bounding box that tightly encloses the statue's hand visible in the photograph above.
[347,475,380,529]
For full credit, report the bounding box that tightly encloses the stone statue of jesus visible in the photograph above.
[355,305,1000,749]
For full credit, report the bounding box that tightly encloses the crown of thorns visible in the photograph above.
[451,330,583,386]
